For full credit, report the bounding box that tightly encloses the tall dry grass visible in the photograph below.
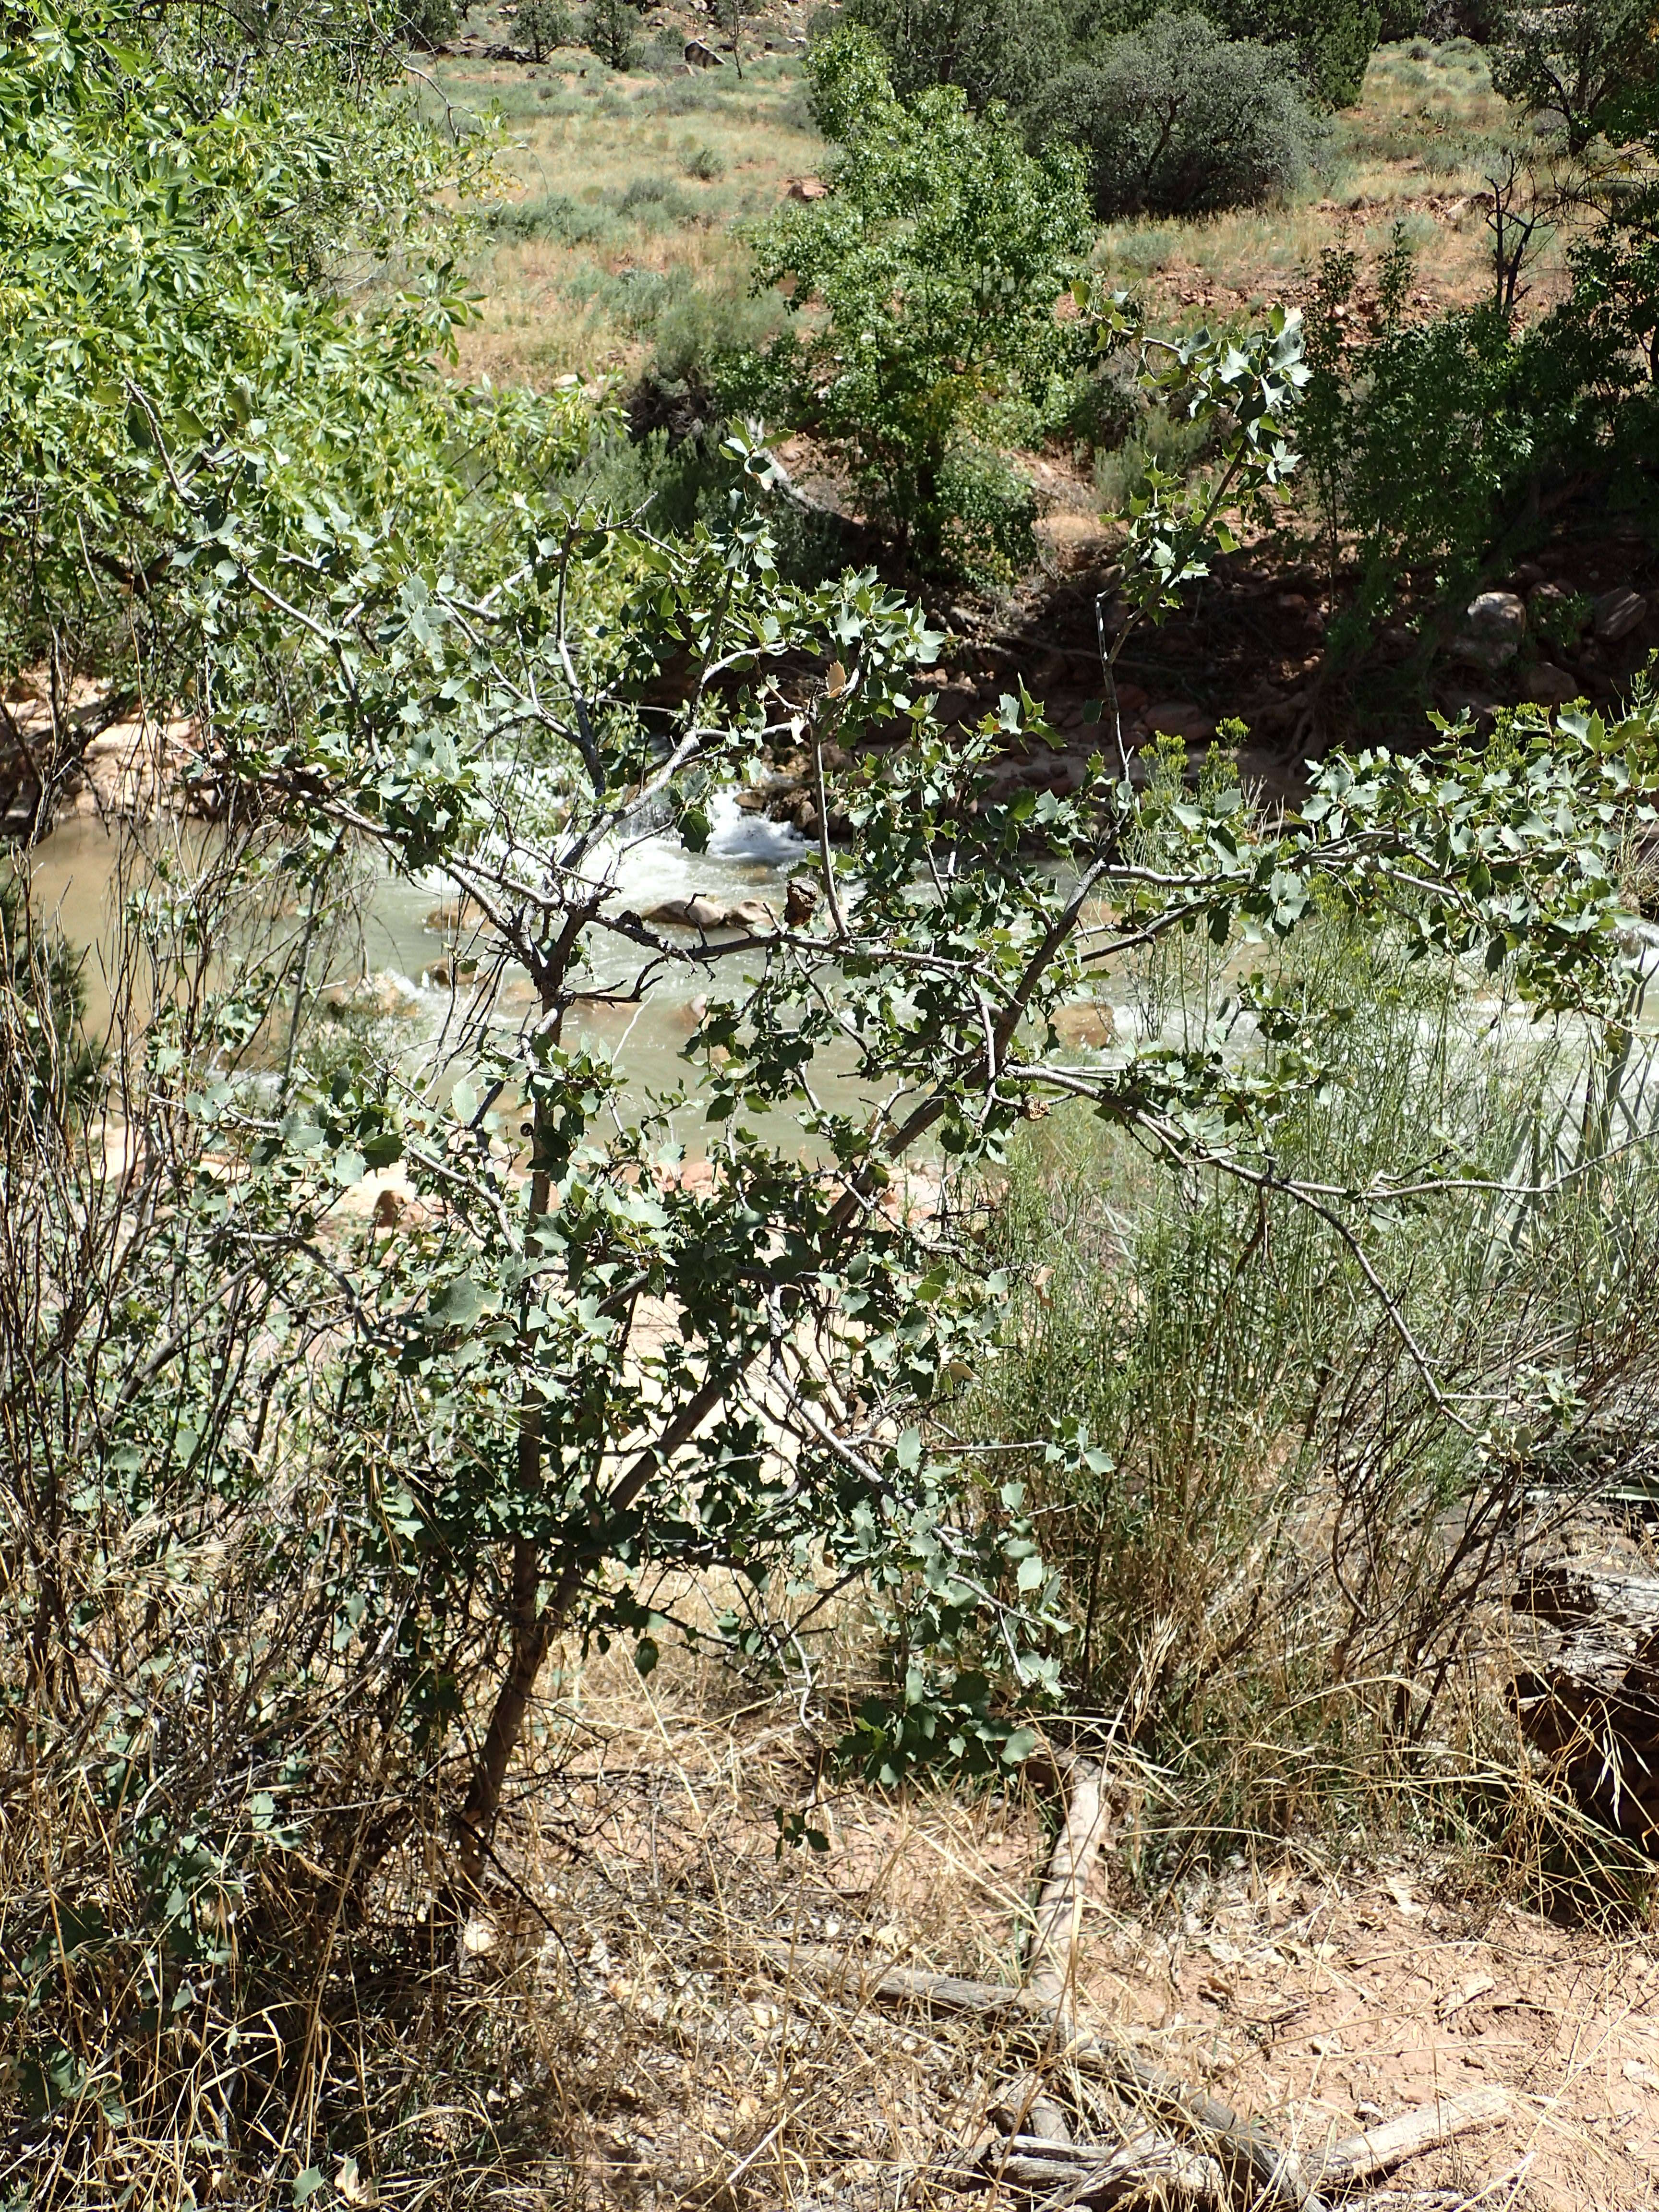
[958,913,1659,1888]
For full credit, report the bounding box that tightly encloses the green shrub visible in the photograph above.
[965,902,1659,1855]
[739,24,1093,577]
[399,0,460,48]
[510,0,577,59]
[1093,400,1213,506]
[682,141,726,178]
[1212,0,1381,104]
[1051,364,1141,453]
[1303,252,1531,637]
[642,26,693,71]
[481,75,577,115]
[489,189,621,244]
[1028,11,1324,219]
[1301,164,1659,650]
[839,0,1076,110]
[585,0,640,70]
[614,171,699,226]
[649,73,725,113]
[651,273,786,377]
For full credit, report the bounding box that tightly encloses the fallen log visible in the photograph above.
[976,2092,1505,2209]
[1013,1756,1118,2145]
[995,2068,1076,2145]
[1510,1560,1659,1849]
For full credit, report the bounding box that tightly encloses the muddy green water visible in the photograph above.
[24,799,902,1152]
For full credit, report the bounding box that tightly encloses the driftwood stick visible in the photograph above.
[1309,2087,1509,2186]
[1026,1756,1110,2012]
[1338,2197,1465,2212]
[996,2068,1075,2144]
[755,1942,1319,2212]
[1015,1753,1116,2144]
[990,2128,1224,2206]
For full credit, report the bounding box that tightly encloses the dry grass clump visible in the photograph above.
[955,916,1659,1886]
[431,48,817,390]
[21,1623,1648,2209]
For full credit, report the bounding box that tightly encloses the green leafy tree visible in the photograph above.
[511,0,577,57]
[1298,203,1657,644]
[1028,9,1324,217]
[737,26,1093,577]
[584,0,640,69]
[1064,0,1381,103]
[14,3,1659,2187]
[1214,0,1382,104]
[1298,240,1536,642]
[1492,1,1659,153]
[0,0,505,772]
[839,0,1075,109]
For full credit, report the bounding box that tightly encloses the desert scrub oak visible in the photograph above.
[1491,0,1659,155]
[11,6,1659,2188]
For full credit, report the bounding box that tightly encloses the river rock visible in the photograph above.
[1051,999,1115,1050]
[425,897,487,933]
[727,898,777,931]
[1451,590,1526,671]
[644,893,729,930]
[346,971,422,1019]
[1143,700,1215,745]
[80,713,197,816]
[1593,587,1648,643]
[783,877,817,926]
[1518,662,1580,708]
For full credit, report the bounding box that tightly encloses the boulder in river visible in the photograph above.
[1051,999,1115,1050]
[643,893,777,933]
[644,893,730,931]
[727,898,777,930]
